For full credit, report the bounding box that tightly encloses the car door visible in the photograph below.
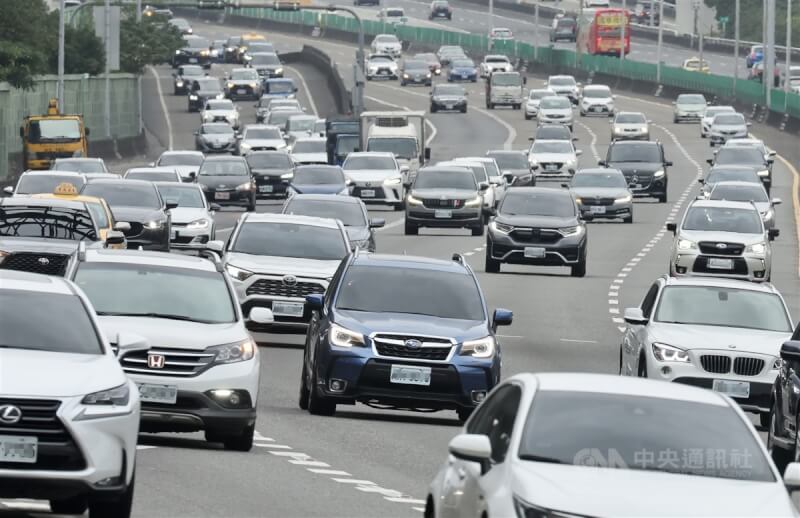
[438,384,522,518]
[622,281,660,375]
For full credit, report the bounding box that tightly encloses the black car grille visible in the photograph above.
[0,398,85,471]
[422,198,464,209]
[625,175,653,188]
[538,163,564,173]
[373,334,453,361]
[0,252,70,276]
[509,227,562,244]
[700,355,732,374]
[231,85,254,95]
[358,360,464,396]
[579,197,614,206]
[692,256,749,275]
[246,278,326,298]
[698,242,745,256]
[733,357,765,376]
[119,348,216,377]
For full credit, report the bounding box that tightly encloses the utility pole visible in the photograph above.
[785,0,793,104]
[656,0,664,82]
[136,0,141,21]
[576,1,583,67]
[621,0,627,61]
[136,0,142,134]
[649,0,655,27]
[733,0,739,94]
[58,0,65,110]
[489,0,494,34]
[765,0,776,108]
[534,2,539,61]
[104,0,111,139]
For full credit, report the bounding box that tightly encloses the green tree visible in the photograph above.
[705,0,799,46]
[119,7,185,75]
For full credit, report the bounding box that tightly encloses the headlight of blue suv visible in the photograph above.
[329,324,365,348]
[651,342,690,363]
[460,336,495,358]
[82,383,130,405]
[208,338,256,364]
[225,263,254,281]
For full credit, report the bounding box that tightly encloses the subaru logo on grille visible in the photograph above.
[147,354,166,369]
[38,257,50,265]
[0,405,22,425]
[716,243,728,249]
[404,339,423,350]
[283,275,297,286]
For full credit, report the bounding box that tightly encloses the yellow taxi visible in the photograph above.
[32,183,128,249]
[682,57,711,74]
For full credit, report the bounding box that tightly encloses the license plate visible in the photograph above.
[434,209,452,219]
[545,164,558,171]
[712,379,750,399]
[445,104,454,110]
[237,89,247,95]
[272,301,304,317]
[524,247,546,258]
[390,365,431,386]
[215,192,230,200]
[360,189,375,198]
[380,70,389,75]
[590,206,606,214]
[138,383,178,404]
[707,257,734,270]
[0,435,37,463]
[592,106,601,112]
[189,58,198,63]
[259,184,274,193]
[462,74,468,78]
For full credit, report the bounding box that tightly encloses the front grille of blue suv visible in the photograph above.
[298,251,513,422]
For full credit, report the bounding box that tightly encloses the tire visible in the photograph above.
[308,370,336,416]
[247,197,257,212]
[700,132,706,138]
[672,116,678,123]
[461,106,467,113]
[471,223,484,236]
[431,104,438,113]
[484,245,500,273]
[570,259,586,277]
[524,113,531,120]
[50,496,88,515]
[637,355,648,378]
[223,423,255,451]
[456,407,473,423]
[298,356,310,410]
[760,411,771,430]
[424,497,435,518]
[404,220,418,235]
[89,475,134,518]
[401,81,406,87]
[658,192,667,203]
[768,405,794,474]
[623,214,633,223]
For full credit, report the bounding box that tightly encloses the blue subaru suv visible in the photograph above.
[299,252,512,422]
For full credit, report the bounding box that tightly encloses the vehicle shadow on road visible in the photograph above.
[137,434,223,451]
[333,409,462,427]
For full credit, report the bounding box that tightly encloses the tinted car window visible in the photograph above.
[156,185,205,208]
[294,167,345,185]
[571,172,627,188]
[615,113,647,123]
[343,156,396,170]
[284,199,366,226]
[0,290,102,354]
[0,205,97,240]
[247,152,293,169]
[714,148,764,166]
[677,94,706,105]
[125,172,176,182]
[535,126,571,140]
[489,152,528,170]
[714,114,746,125]
[82,183,161,208]
[232,222,347,260]
[707,168,760,184]
[199,160,248,176]
[52,160,105,173]
[500,191,575,217]
[710,184,769,203]
[158,153,204,167]
[682,206,762,234]
[245,127,282,139]
[608,144,661,162]
[415,170,476,190]
[16,174,85,195]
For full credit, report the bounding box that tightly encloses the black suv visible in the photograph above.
[195,156,257,211]
[485,187,588,277]
[768,324,800,472]
[246,150,295,199]
[188,77,224,112]
[429,0,452,20]
[172,35,212,69]
[224,36,243,63]
[550,15,577,42]
[404,166,487,236]
[599,140,672,203]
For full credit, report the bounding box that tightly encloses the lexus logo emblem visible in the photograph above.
[38,257,50,265]
[631,175,639,183]
[147,354,166,369]
[404,339,423,350]
[283,275,297,286]
[0,405,22,425]
[716,243,728,249]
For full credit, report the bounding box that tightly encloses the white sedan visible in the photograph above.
[479,54,513,78]
[426,372,800,518]
[366,54,399,80]
[528,138,581,179]
[200,99,240,129]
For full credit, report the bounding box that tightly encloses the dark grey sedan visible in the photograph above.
[430,84,468,113]
[195,123,237,153]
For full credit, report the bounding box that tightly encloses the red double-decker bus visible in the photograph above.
[577,8,631,56]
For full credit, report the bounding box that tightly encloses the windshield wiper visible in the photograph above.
[518,454,564,464]
[95,311,212,323]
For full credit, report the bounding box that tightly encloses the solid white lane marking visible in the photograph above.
[385,497,427,504]
[307,468,352,476]
[332,478,377,485]
[148,65,174,151]
[290,460,331,467]
[356,486,404,497]
[254,443,293,449]
[560,338,598,344]
[375,218,405,232]
[575,120,600,162]
[136,445,157,450]
[285,64,319,117]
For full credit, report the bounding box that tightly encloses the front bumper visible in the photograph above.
[405,205,482,228]
[233,275,328,332]
[671,251,770,282]
[612,129,650,140]
[710,132,748,145]
[524,103,539,117]
[197,140,237,153]
[674,111,703,122]
[170,223,212,248]
[448,72,477,82]
[532,162,577,179]
[581,103,614,115]
[351,182,403,205]
[578,200,632,219]
[402,75,432,85]
[624,174,666,199]
[431,99,467,111]
[173,54,211,68]
[488,231,585,266]
[254,174,290,198]
[367,69,399,79]
[226,85,260,100]
[537,116,573,126]
[203,188,254,207]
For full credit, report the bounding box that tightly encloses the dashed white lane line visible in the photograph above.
[285,64,319,117]
[575,120,600,162]
[136,444,157,450]
[148,65,174,151]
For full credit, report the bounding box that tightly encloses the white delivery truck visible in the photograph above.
[360,111,431,182]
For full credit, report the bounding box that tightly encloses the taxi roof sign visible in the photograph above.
[54,182,79,196]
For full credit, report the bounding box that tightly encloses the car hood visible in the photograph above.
[676,103,706,112]
[649,322,790,356]
[345,170,398,181]
[200,134,236,143]
[336,310,486,342]
[170,207,211,224]
[571,187,630,199]
[496,213,577,228]
[196,175,249,188]
[242,138,286,149]
[607,161,663,175]
[290,183,345,195]
[712,124,747,132]
[110,206,165,224]
[291,152,328,164]
[0,237,86,255]
[677,229,765,246]
[228,79,259,85]
[511,463,793,517]
[98,316,245,351]
[203,109,237,118]
[412,188,477,199]
[0,349,126,398]
[530,152,575,163]
[539,108,572,117]
[224,252,340,278]
[344,226,371,242]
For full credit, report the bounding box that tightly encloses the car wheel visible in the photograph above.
[89,474,134,518]
[768,405,794,474]
[658,192,667,203]
[623,214,633,224]
[456,407,473,423]
[50,496,88,515]
[461,106,468,113]
[524,113,531,120]
[672,116,678,123]
[307,370,336,416]
[471,223,484,236]
[299,355,310,410]
[760,411,771,430]
[485,246,500,273]
[401,81,406,86]
[247,196,257,212]
[700,132,706,138]
[404,220,419,235]
[637,355,647,378]
[222,423,255,451]
[570,259,586,277]
[431,104,438,113]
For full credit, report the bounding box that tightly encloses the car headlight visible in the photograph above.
[460,336,495,358]
[653,169,665,178]
[464,195,482,208]
[145,220,164,229]
[225,262,256,281]
[0,250,8,264]
[329,323,365,348]
[426,73,432,78]
[227,82,234,89]
[249,82,258,88]
[615,194,632,204]
[239,142,251,151]
[518,173,532,182]
[574,196,582,204]
[187,218,211,230]
[203,113,213,121]
[757,169,769,177]
[383,176,402,185]
[215,93,225,100]
[677,239,696,250]
[529,159,538,167]
[208,338,256,364]
[189,94,198,100]
[210,49,219,57]
[175,49,182,55]
[558,225,583,237]
[491,221,513,234]
[81,383,130,406]
[237,182,253,191]
[200,50,209,56]
[403,73,409,78]
[176,80,184,87]
[652,342,690,363]
[746,242,766,255]
[279,172,294,180]
[198,183,209,191]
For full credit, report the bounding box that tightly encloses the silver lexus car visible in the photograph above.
[667,199,778,282]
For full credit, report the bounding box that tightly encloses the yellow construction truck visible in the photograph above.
[19,98,89,170]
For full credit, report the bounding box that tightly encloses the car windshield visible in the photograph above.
[251,53,280,65]
[344,156,396,170]
[52,160,105,173]
[202,124,233,135]
[500,191,574,217]
[293,140,325,153]
[707,169,760,184]
[683,206,763,233]
[284,200,365,226]
[491,74,522,86]
[404,61,428,71]
[28,119,81,143]
[199,160,248,176]
[583,88,611,98]
[529,90,552,100]
[268,111,301,126]
[678,94,706,105]
[557,19,575,28]
[434,85,465,96]
[704,107,734,118]
[451,59,475,68]
[572,172,627,188]
[336,135,360,155]
[16,174,85,195]
[608,144,661,162]
[415,170,476,190]
[266,81,295,93]
[158,153,203,167]
[0,290,102,354]
[540,97,571,109]
[710,184,769,203]
[186,37,210,49]
[74,263,235,324]
[0,205,97,241]
[714,148,764,165]
[366,138,417,159]
[82,183,161,208]
[205,100,233,110]
[294,167,344,185]
[371,56,394,64]
[376,35,399,43]
[616,113,646,123]
[488,152,527,170]
[531,141,573,154]
[336,265,484,320]
[195,78,221,91]
[232,222,347,260]
[714,114,746,125]
[180,66,204,77]
[518,390,775,482]
[289,118,316,131]
[549,77,576,86]
[246,127,282,140]
[156,185,205,208]
[486,57,508,63]
[231,69,259,80]
[536,127,571,140]
[126,171,176,182]
[655,285,791,332]
[247,152,292,169]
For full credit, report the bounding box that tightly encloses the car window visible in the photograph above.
[232,222,348,260]
[86,203,109,228]
[294,167,344,185]
[615,113,647,124]
[608,144,661,163]
[583,87,611,98]
[531,141,573,154]
[640,282,660,318]
[199,160,248,176]
[158,153,203,167]
[0,205,98,241]
[540,97,571,109]
[710,184,769,203]
[682,206,762,234]
[714,148,764,166]
[126,171,177,182]
[245,127,282,140]
[714,114,746,125]
[677,94,706,105]
[466,384,522,464]
[489,152,527,170]
[16,174,85,195]
[343,156,396,170]
[247,152,293,169]
[82,183,161,208]
[156,185,206,208]
[202,124,234,135]
[292,140,325,154]
[52,160,106,173]
[571,172,626,188]
[500,191,575,217]
[284,199,365,226]
[414,169,476,190]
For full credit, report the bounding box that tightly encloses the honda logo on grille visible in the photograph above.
[0,405,22,425]
[147,354,166,369]
[38,257,50,265]
[404,339,423,350]
[283,275,297,286]
[716,243,728,249]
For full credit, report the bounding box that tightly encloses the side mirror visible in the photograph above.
[597,160,606,166]
[3,186,14,195]
[403,180,412,188]
[449,434,492,475]
[768,150,777,157]
[492,308,512,330]
[666,222,677,233]
[105,230,126,247]
[572,137,579,141]
[165,200,179,210]
[19,127,24,138]
[706,158,714,165]
[664,160,673,167]
[193,130,199,136]
[369,217,386,228]
[771,198,782,206]
[647,119,653,124]
[85,128,90,136]
[189,171,197,179]
[424,147,432,160]
[399,165,410,175]
[746,122,752,126]
[768,228,780,241]
[522,77,527,85]
[767,158,774,165]
[529,164,538,171]
[306,293,324,310]
[345,178,354,187]
[479,182,489,191]
[148,162,156,167]
[114,221,131,232]
[780,341,800,361]
[209,202,222,211]
[249,307,275,324]
[575,149,583,156]
[623,307,648,326]
[206,240,225,254]
[503,172,515,184]
[784,463,800,493]
[528,137,535,142]
[697,178,705,184]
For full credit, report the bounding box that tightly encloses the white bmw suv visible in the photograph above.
[0,270,141,517]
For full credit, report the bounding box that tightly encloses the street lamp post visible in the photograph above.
[621,0,627,61]
[656,0,664,82]
[765,0,776,109]
[785,0,793,106]
[733,0,739,95]
[58,0,65,110]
